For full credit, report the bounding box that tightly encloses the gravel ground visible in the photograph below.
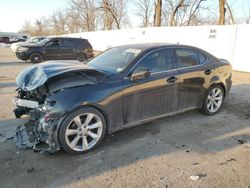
[0,48,250,188]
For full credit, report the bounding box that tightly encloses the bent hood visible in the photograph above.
[16,61,106,91]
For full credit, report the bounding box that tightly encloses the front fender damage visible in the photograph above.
[13,62,106,154]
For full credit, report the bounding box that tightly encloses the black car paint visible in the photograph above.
[38,45,230,130]
[15,37,93,61]
[14,44,232,153]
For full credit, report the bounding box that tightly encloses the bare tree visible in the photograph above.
[19,21,34,35]
[100,0,127,30]
[169,0,186,26]
[135,0,153,27]
[243,7,250,24]
[70,0,98,31]
[162,0,212,26]
[154,0,162,26]
[219,0,226,25]
[225,2,235,24]
[186,0,206,25]
[102,0,115,30]
[33,17,51,36]
[50,9,69,34]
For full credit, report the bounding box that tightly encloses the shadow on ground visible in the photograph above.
[0,83,249,188]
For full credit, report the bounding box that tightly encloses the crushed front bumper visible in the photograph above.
[14,113,62,155]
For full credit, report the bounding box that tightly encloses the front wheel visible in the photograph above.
[76,53,86,62]
[30,53,43,63]
[201,85,224,115]
[58,107,107,154]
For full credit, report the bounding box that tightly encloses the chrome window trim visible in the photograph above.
[124,47,208,79]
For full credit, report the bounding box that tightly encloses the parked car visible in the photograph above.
[0,37,10,44]
[13,43,232,154]
[15,37,93,63]
[10,38,27,44]
[10,36,45,53]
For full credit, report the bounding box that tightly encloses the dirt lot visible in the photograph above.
[0,48,250,188]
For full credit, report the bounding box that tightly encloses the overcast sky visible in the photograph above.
[0,0,249,32]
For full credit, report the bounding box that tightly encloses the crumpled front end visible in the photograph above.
[13,62,105,154]
[14,100,65,154]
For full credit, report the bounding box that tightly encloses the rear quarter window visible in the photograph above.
[63,39,76,47]
[82,40,91,49]
[198,52,206,64]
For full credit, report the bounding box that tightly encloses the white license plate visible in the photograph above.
[12,97,39,109]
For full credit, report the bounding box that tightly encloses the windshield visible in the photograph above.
[37,38,50,45]
[31,38,42,43]
[87,47,141,73]
[26,38,33,43]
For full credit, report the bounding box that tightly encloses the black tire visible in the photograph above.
[201,84,225,115]
[58,106,107,154]
[76,53,86,62]
[30,53,43,63]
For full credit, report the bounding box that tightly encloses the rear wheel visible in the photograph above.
[201,85,224,115]
[58,107,106,154]
[76,53,86,62]
[30,53,43,63]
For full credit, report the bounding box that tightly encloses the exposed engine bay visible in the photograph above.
[13,62,105,154]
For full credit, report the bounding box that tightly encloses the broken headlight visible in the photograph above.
[38,100,56,113]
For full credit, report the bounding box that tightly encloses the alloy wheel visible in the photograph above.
[65,113,103,151]
[207,87,223,113]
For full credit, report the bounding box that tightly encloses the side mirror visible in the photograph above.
[131,69,150,81]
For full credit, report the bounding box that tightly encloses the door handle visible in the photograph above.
[167,76,178,83]
[204,69,212,75]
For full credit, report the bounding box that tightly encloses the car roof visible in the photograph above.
[48,37,88,40]
[116,43,216,55]
[114,43,199,51]
[114,43,218,61]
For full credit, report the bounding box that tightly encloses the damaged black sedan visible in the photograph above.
[13,44,232,154]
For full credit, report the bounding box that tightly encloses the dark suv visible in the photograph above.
[16,37,93,63]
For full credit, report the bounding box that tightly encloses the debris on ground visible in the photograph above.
[190,174,207,181]
[27,167,35,173]
[193,162,199,166]
[219,158,236,165]
[2,135,14,142]
[232,136,248,145]
[245,113,250,119]
[235,139,245,144]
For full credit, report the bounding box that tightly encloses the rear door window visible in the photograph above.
[63,39,75,47]
[175,48,203,68]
